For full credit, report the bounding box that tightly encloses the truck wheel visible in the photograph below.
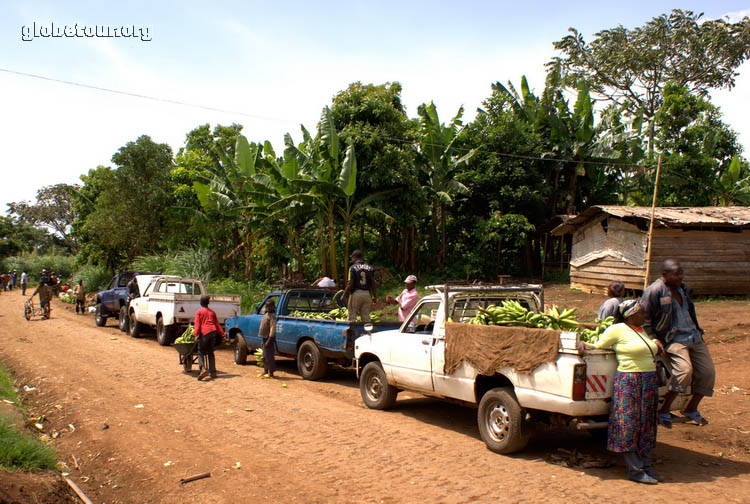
[156,316,176,346]
[360,361,398,410]
[234,335,248,365]
[477,387,529,455]
[129,311,143,338]
[95,304,107,327]
[297,340,328,380]
[119,306,129,333]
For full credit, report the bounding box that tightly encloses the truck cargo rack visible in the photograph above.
[426,283,545,326]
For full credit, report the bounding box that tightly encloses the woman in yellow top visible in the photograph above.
[578,299,664,485]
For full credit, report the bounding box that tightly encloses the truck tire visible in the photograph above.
[360,361,398,410]
[156,316,176,346]
[95,304,107,327]
[477,387,529,455]
[129,311,144,338]
[297,340,328,380]
[119,306,129,333]
[234,335,248,365]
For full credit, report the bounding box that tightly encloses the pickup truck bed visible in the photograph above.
[227,288,400,380]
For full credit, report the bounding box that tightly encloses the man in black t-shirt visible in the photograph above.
[343,250,376,322]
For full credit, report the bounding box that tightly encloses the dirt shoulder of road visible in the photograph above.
[0,286,748,504]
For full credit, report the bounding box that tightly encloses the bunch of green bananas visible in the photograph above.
[468,301,579,330]
[254,347,264,367]
[469,300,534,326]
[578,316,615,343]
[544,305,579,330]
[175,324,195,343]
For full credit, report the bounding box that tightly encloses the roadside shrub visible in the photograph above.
[1,252,74,282]
[206,278,270,314]
[131,247,217,284]
[0,365,19,404]
[0,417,57,471]
[73,263,111,292]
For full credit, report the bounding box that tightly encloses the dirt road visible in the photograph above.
[1,288,749,503]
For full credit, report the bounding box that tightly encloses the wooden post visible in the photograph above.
[643,154,663,290]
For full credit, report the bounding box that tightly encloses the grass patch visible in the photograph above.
[0,417,57,471]
[0,365,57,471]
[0,365,20,404]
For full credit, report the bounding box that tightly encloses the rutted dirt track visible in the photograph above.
[1,287,749,503]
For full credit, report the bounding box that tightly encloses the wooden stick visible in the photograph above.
[180,472,211,485]
[643,154,663,290]
[65,477,94,504]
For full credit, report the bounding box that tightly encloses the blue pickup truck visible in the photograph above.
[227,288,400,380]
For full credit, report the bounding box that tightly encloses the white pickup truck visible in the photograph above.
[354,284,689,454]
[127,275,241,345]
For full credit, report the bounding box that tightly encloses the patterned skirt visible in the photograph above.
[607,371,658,453]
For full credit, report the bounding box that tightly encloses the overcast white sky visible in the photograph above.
[1,1,749,210]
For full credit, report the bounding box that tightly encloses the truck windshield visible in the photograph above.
[283,291,335,315]
[404,302,440,334]
[157,281,200,294]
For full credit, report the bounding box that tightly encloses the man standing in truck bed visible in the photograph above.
[343,250,377,323]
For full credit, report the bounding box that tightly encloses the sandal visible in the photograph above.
[681,410,709,426]
[658,413,673,429]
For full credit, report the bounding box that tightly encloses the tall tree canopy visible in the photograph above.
[8,183,79,252]
[552,9,750,153]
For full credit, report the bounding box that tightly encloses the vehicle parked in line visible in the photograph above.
[127,275,241,346]
[226,288,400,380]
[95,271,138,328]
[354,284,691,454]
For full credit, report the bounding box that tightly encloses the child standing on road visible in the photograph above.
[75,279,86,315]
[258,299,277,378]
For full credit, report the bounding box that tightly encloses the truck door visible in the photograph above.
[389,301,440,392]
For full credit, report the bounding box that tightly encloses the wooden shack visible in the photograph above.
[551,206,750,295]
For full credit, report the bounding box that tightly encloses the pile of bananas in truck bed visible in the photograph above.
[289,308,382,322]
[468,300,579,330]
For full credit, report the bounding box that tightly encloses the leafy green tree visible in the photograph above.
[8,184,79,252]
[75,136,176,268]
[330,82,422,271]
[552,9,750,154]
[641,83,745,206]
[417,102,477,269]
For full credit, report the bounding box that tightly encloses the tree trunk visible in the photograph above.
[344,218,351,281]
[295,227,304,280]
[317,217,328,277]
[565,163,579,214]
[327,204,338,284]
[359,225,365,254]
[439,202,447,269]
[409,227,416,273]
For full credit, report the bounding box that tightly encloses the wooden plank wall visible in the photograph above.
[571,256,644,294]
[571,228,750,295]
[648,229,750,295]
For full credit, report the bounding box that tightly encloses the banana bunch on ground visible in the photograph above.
[469,301,578,330]
[254,347,264,367]
[578,316,615,343]
[174,324,195,343]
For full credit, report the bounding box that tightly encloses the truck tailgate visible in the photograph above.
[582,350,617,400]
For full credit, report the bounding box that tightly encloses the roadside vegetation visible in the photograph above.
[0,365,57,471]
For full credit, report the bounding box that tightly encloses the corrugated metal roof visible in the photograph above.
[552,206,750,235]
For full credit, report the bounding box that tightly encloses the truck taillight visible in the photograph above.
[573,363,586,401]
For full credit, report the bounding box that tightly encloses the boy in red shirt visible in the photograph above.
[194,295,226,381]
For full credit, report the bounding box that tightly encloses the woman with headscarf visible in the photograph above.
[578,299,663,484]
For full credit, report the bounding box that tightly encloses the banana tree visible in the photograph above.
[417,102,477,268]
[715,157,750,205]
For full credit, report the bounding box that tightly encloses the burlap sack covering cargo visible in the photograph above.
[444,322,561,375]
